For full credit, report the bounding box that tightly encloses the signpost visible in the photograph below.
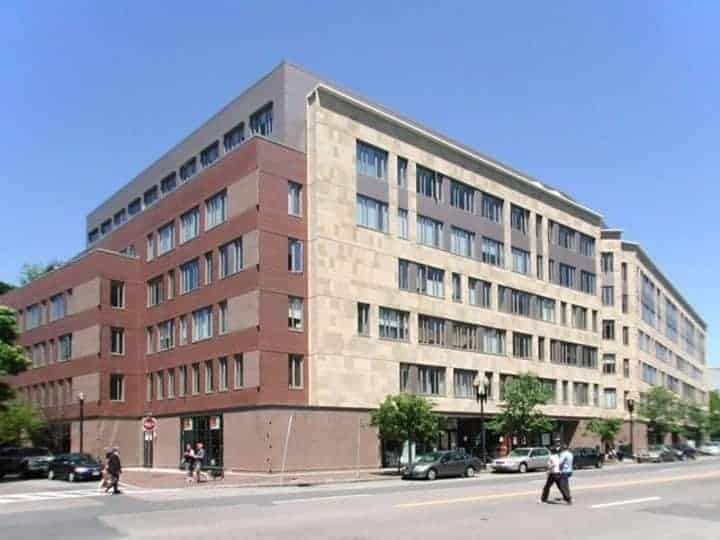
[143,416,157,432]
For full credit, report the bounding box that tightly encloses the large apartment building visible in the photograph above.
[0,62,709,470]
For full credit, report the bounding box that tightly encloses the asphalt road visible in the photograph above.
[2,458,719,539]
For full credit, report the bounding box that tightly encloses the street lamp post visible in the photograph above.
[627,397,635,459]
[473,374,491,469]
[78,392,85,454]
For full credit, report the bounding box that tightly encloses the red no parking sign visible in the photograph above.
[143,417,157,432]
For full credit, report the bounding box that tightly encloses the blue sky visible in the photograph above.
[1,1,718,365]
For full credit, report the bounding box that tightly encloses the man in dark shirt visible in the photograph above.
[193,442,205,483]
[107,448,122,495]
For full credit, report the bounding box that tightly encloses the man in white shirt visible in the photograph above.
[541,446,571,503]
[559,445,574,504]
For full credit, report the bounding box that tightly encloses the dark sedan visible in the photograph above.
[48,453,102,482]
[671,444,697,461]
[571,447,604,469]
[403,450,482,480]
[0,447,54,479]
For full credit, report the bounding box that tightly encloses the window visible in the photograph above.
[356,195,389,232]
[398,260,409,290]
[144,186,159,207]
[192,307,212,342]
[558,263,576,288]
[167,271,175,300]
[397,157,408,187]
[180,157,197,182]
[593,384,600,407]
[379,308,409,341]
[451,227,474,257]
[288,181,302,216]
[356,140,387,179]
[511,247,530,275]
[573,382,589,405]
[167,369,175,398]
[417,264,444,297]
[416,165,442,201]
[180,316,188,345]
[417,215,443,248]
[357,303,370,335]
[146,327,155,354]
[602,286,614,306]
[510,205,529,234]
[513,332,532,359]
[219,301,228,334]
[128,198,141,216]
[109,375,124,401]
[601,252,614,273]
[50,294,66,321]
[205,361,214,393]
[603,388,617,409]
[579,271,595,295]
[288,238,303,272]
[156,371,164,400]
[289,354,303,389]
[419,366,445,396]
[418,315,446,346]
[592,310,598,332]
[25,304,40,330]
[223,122,245,152]
[158,320,174,351]
[219,357,228,391]
[641,274,656,326]
[536,215,543,239]
[219,237,243,278]
[550,340,598,368]
[181,259,200,293]
[234,354,244,389]
[88,228,100,243]
[205,191,227,230]
[468,278,491,308]
[562,381,569,404]
[571,306,588,330]
[538,337,546,361]
[288,297,304,330]
[146,234,155,261]
[250,103,273,136]
[481,193,503,223]
[557,224,576,250]
[536,255,543,280]
[147,277,163,306]
[110,281,125,308]
[111,328,124,355]
[120,245,136,257]
[59,334,72,361]
[180,208,199,243]
[603,320,615,340]
[101,219,112,236]
[157,222,175,255]
[623,326,629,345]
[481,327,506,355]
[397,209,408,239]
[204,253,213,285]
[179,366,187,397]
[452,273,462,302]
[481,237,504,267]
[623,358,630,378]
[603,354,616,375]
[161,172,177,194]
[200,141,219,168]
[579,234,595,257]
[113,209,126,226]
[191,364,200,394]
[560,302,567,325]
[450,180,474,212]
[454,369,477,399]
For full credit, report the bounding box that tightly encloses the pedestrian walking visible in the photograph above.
[193,442,205,483]
[183,444,195,484]
[540,446,571,504]
[559,444,574,505]
[106,448,122,495]
[98,451,112,492]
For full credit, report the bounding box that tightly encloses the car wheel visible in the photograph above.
[426,468,437,481]
[595,460,603,469]
[519,462,528,474]
[465,466,476,478]
[68,472,75,483]
[48,470,55,480]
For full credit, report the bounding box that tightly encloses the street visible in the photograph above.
[1,459,719,539]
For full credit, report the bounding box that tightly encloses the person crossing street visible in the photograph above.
[540,446,571,504]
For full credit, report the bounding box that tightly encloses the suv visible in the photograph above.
[571,447,603,469]
[0,447,54,479]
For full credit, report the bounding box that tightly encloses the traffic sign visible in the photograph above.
[142,417,157,432]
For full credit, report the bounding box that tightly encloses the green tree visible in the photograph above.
[0,400,45,445]
[584,418,624,452]
[0,281,14,295]
[683,404,710,442]
[0,306,29,407]
[708,391,720,439]
[19,260,63,285]
[370,393,444,465]
[488,373,553,446]
[638,387,681,444]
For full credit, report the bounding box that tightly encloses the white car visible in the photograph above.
[490,447,550,473]
[697,443,720,456]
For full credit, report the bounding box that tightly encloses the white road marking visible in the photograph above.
[590,496,661,509]
[273,493,370,505]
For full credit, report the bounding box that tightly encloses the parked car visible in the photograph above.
[403,450,482,480]
[0,447,54,479]
[636,445,677,463]
[697,442,720,456]
[48,453,102,482]
[571,447,603,469]
[490,447,550,473]
[671,443,697,461]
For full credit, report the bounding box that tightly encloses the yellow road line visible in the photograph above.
[396,470,720,509]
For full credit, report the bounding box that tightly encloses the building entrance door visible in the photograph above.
[143,431,154,468]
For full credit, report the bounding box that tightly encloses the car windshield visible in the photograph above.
[69,454,99,465]
[415,452,442,463]
[508,449,531,457]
